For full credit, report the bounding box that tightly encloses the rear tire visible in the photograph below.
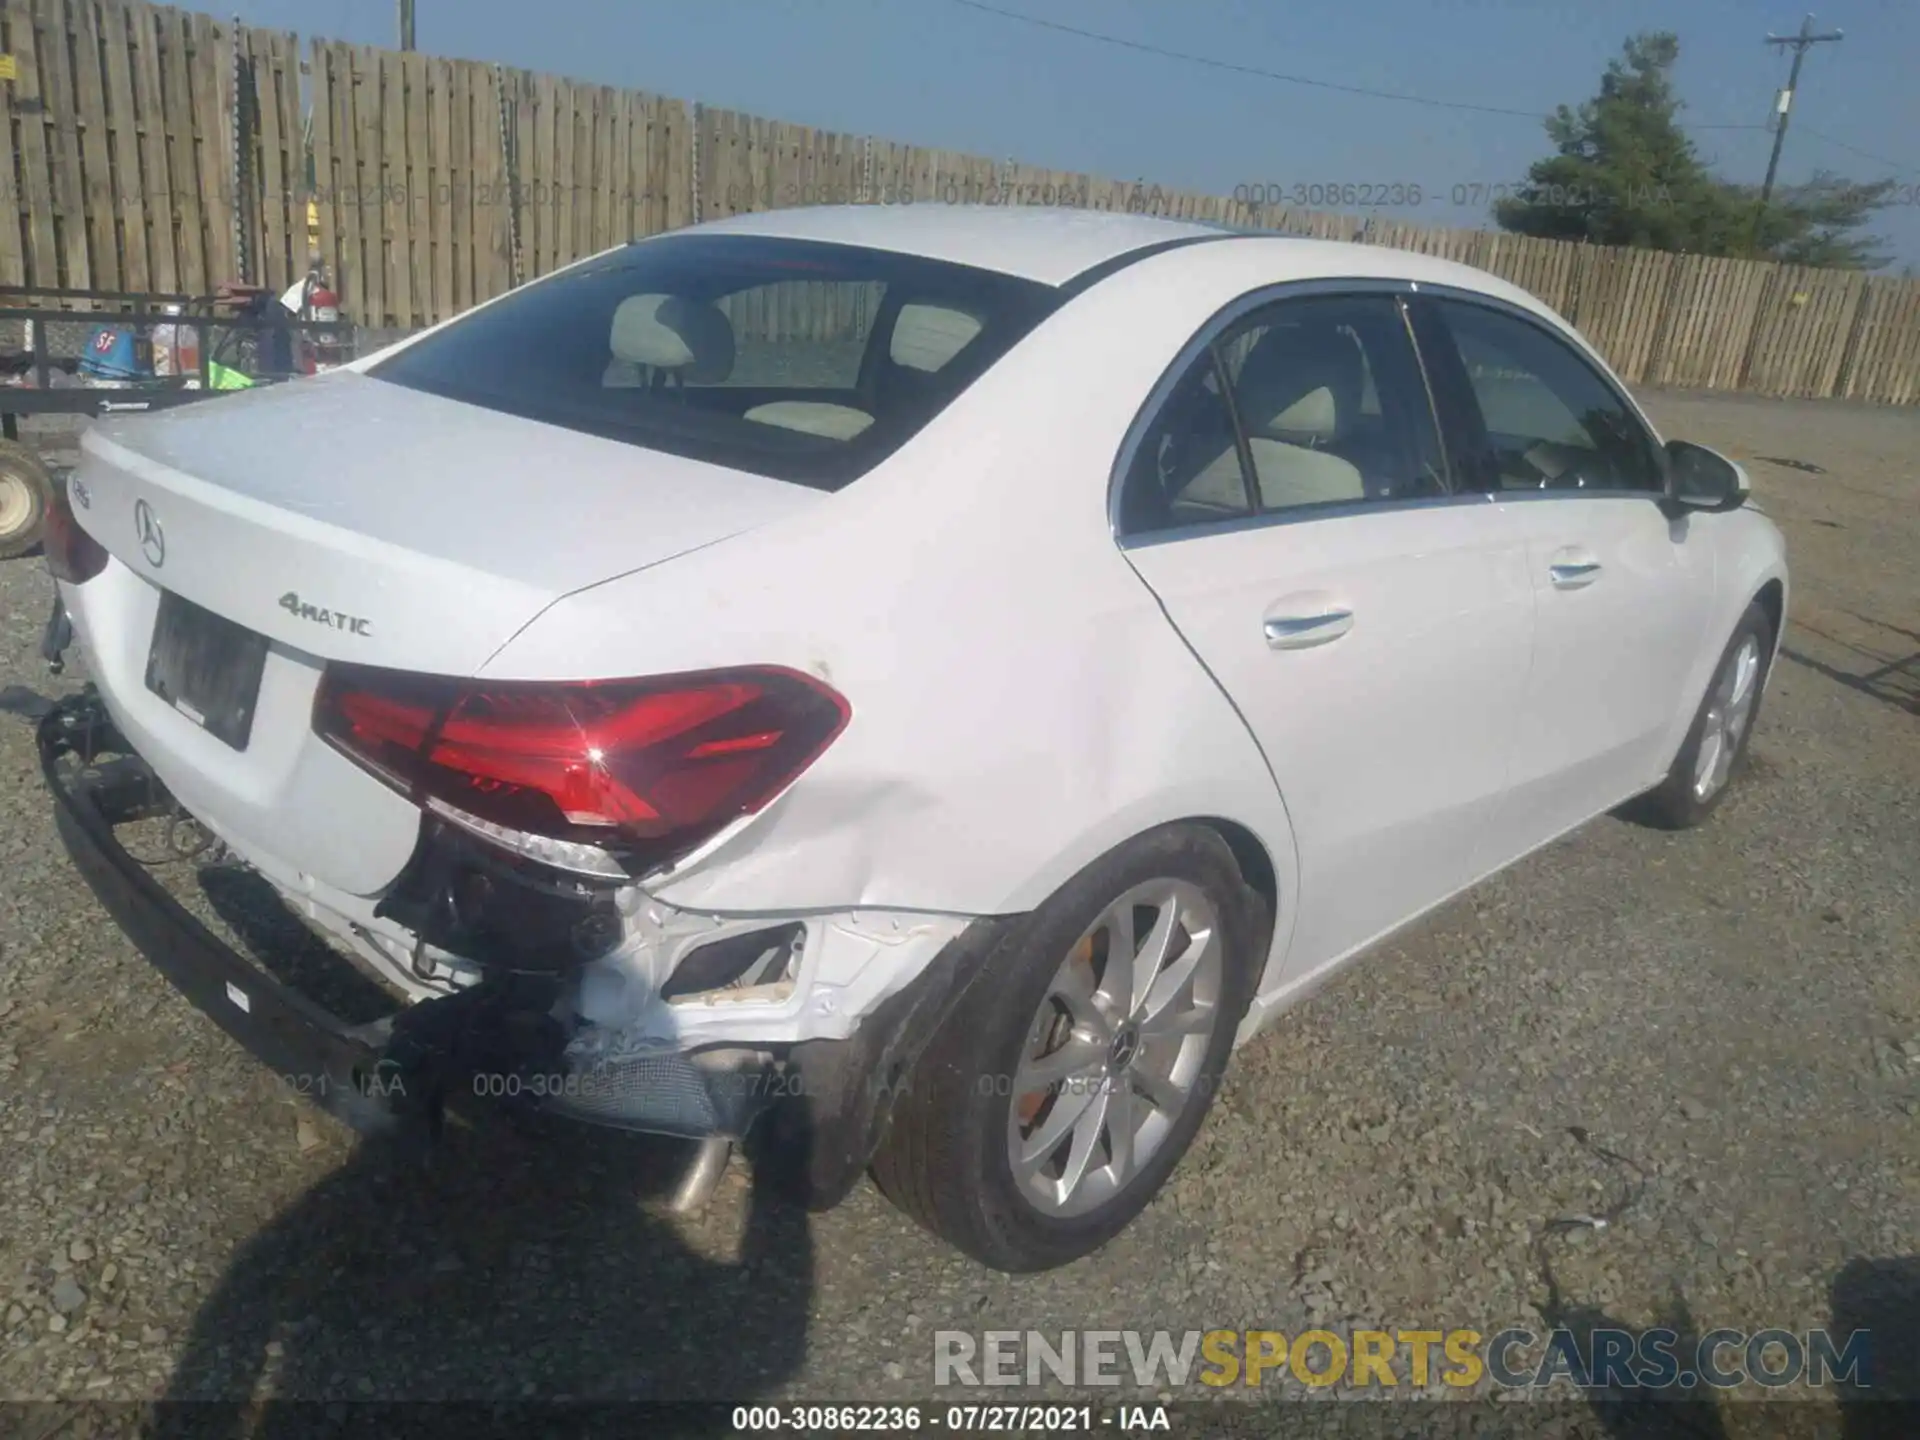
[870,824,1261,1272]
[0,440,52,560]
[1634,600,1774,830]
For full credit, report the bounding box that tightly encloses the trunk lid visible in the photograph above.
[73,369,820,675]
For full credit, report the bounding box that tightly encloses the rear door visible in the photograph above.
[1410,294,1718,862]
[1118,288,1537,979]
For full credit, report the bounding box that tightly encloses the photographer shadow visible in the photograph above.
[1830,1256,1920,1439]
[145,1103,814,1436]
[1532,1253,1732,1440]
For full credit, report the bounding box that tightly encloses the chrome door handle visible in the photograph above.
[1549,560,1602,588]
[1264,608,1354,650]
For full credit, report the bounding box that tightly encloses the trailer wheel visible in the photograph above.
[0,440,52,561]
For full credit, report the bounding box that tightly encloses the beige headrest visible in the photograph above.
[1235,326,1363,445]
[1271,386,1338,438]
[609,294,735,382]
[743,401,875,440]
[890,303,983,373]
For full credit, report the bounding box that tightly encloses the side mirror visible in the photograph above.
[1664,440,1750,513]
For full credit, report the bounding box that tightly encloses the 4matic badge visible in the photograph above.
[279,592,372,637]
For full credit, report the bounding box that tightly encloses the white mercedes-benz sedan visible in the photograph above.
[37,205,1786,1271]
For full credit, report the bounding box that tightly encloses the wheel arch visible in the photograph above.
[1654,514,1788,778]
[1192,815,1279,972]
[988,796,1299,1011]
[1754,575,1786,650]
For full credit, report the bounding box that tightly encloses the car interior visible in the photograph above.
[1442,317,1654,494]
[1127,314,1442,533]
[599,286,989,446]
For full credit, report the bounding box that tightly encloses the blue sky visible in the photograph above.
[233,0,1917,267]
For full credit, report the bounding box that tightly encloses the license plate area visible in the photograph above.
[144,590,270,751]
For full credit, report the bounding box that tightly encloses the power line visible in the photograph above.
[1796,124,1918,176]
[945,0,1919,193]
[946,0,1775,133]
[945,0,1545,119]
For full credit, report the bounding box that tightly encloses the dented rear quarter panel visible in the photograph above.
[482,247,1310,990]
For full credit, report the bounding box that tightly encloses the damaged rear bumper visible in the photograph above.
[37,688,1010,1202]
[37,691,405,1140]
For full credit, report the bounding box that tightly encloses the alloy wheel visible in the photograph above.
[1005,878,1223,1218]
[1693,633,1763,801]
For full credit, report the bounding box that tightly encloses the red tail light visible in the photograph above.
[44,476,108,584]
[313,664,851,874]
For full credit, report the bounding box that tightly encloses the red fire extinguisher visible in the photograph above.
[307,274,344,371]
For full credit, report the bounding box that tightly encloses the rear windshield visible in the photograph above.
[371,234,1063,490]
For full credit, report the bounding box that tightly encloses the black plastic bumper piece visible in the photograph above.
[37,690,415,1142]
[768,913,1018,1211]
[41,593,72,673]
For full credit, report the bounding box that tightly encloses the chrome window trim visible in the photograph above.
[1108,277,1429,546]
[1119,481,1668,553]
[1490,486,1671,504]
[1121,488,1491,551]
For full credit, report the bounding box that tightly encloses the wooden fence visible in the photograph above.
[0,0,307,297]
[5,0,1918,404]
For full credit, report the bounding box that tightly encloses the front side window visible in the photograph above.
[373,236,1060,491]
[1118,292,1447,537]
[1424,298,1663,495]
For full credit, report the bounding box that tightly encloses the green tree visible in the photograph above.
[1742,172,1896,269]
[1496,31,1894,268]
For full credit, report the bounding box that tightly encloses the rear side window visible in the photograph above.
[1216,295,1446,512]
[1119,292,1447,537]
[1118,350,1253,534]
[372,236,1061,491]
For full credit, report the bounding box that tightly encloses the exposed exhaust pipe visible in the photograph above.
[670,1136,733,1214]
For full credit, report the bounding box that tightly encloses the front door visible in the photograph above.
[1412,295,1719,861]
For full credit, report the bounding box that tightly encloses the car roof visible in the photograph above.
[679,205,1224,286]
[672,205,1555,320]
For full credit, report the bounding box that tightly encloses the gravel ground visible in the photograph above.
[0,390,1915,1433]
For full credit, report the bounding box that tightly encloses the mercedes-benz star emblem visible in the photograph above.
[134,499,165,568]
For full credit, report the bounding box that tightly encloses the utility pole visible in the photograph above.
[1751,14,1842,252]
[397,0,415,50]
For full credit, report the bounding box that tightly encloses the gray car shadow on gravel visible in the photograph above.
[1777,608,1920,718]
[137,1113,814,1432]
